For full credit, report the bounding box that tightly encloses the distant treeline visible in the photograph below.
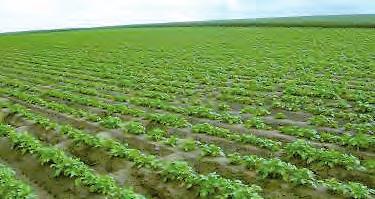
[1,14,374,35]
[124,15,375,28]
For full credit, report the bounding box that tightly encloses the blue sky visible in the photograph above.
[0,0,374,32]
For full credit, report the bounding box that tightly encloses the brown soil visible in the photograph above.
[0,137,104,199]
[0,103,345,199]
[2,109,198,199]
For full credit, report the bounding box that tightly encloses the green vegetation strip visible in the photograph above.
[1,67,373,153]
[0,124,145,199]
[1,57,373,132]
[0,163,35,199]
[2,101,373,199]
[0,74,281,152]
[0,81,369,172]
[0,101,262,199]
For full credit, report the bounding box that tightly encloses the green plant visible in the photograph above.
[100,116,121,129]
[124,121,146,135]
[1,26,374,199]
[241,107,270,116]
[147,128,166,141]
[186,106,219,120]
[279,126,320,140]
[321,178,371,199]
[218,103,230,111]
[180,139,196,152]
[147,113,189,128]
[228,153,243,165]
[0,92,261,198]
[309,115,339,128]
[0,164,35,199]
[0,124,144,199]
[245,117,269,129]
[163,136,178,147]
[220,113,242,124]
[200,144,224,157]
[192,123,281,151]
[285,140,364,170]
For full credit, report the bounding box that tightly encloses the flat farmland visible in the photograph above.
[0,27,374,199]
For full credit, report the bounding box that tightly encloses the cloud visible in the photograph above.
[0,0,373,33]
[256,0,375,17]
[0,0,244,32]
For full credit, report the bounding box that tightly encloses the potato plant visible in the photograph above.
[0,26,373,199]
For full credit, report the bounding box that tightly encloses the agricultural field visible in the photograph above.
[0,26,374,199]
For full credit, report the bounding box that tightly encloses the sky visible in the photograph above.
[0,0,374,33]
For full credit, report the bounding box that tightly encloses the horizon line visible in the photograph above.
[0,13,374,35]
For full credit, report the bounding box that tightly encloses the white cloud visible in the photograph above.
[255,0,375,17]
[0,0,238,32]
[0,0,373,33]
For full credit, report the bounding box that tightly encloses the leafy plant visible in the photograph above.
[147,113,189,128]
[285,140,364,170]
[200,144,224,157]
[219,113,242,124]
[124,121,146,135]
[321,178,371,199]
[0,124,144,199]
[0,163,35,199]
[245,117,270,129]
[309,115,338,128]
[180,139,197,152]
[100,116,121,129]
[241,107,270,116]
[227,153,243,165]
[147,128,166,141]
[279,126,320,140]
[186,106,219,120]
[192,123,280,151]
[163,136,178,147]
[218,103,230,111]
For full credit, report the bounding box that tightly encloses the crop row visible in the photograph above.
[2,62,373,136]
[0,70,371,157]
[0,101,263,198]
[0,75,282,152]
[1,100,373,198]
[0,80,369,173]
[0,124,145,199]
[1,60,372,128]
[279,126,375,150]
[0,163,35,199]
[0,66,243,125]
